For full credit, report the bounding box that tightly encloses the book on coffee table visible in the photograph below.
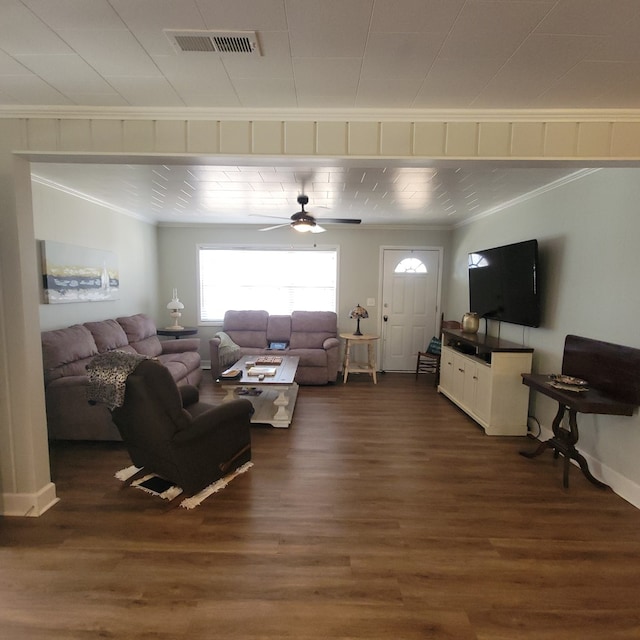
[255,355,283,365]
[247,366,277,377]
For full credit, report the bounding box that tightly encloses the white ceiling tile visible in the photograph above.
[55,29,161,76]
[0,50,31,74]
[14,54,116,94]
[105,76,184,107]
[286,0,372,57]
[0,75,72,104]
[356,78,421,107]
[540,60,640,106]
[439,0,554,60]
[23,0,125,29]
[233,77,297,107]
[370,0,464,33]
[196,0,288,31]
[473,34,608,107]
[152,54,230,82]
[535,0,640,36]
[293,57,361,97]
[414,58,504,108]
[361,33,444,80]
[0,0,73,55]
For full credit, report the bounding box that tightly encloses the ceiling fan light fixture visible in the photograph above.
[291,218,315,232]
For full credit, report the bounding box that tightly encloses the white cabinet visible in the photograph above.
[438,335,532,436]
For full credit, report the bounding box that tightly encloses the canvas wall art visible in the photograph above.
[41,241,120,304]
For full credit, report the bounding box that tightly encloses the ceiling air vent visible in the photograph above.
[165,30,261,56]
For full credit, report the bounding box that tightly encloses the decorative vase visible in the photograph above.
[461,312,480,334]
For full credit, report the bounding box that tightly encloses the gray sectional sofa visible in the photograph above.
[209,310,340,385]
[41,313,202,440]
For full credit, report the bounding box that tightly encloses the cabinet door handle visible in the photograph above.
[473,375,478,380]
[458,368,464,372]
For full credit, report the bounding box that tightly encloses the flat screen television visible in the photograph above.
[468,239,540,328]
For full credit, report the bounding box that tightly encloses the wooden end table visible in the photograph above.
[157,327,198,339]
[340,333,379,384]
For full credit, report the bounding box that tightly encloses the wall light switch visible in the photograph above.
[366,298,375,306]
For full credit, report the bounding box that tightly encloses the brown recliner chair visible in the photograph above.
[109,358,253,495]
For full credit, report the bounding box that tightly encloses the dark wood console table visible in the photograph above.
[520,334,640,488]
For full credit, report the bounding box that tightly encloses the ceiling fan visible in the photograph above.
[259,195,362,233]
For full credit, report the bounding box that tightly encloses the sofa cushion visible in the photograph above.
[42,325,98,384]
[288,348,327,368]
[267,315,291,343]
[289,311,337,349]
[85,319,130,353]
[223,310,268,348]
[117,313,162,357]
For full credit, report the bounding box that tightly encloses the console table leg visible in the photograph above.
[572,450,610,489]
[520,403,609,490]
[520,404,565,460]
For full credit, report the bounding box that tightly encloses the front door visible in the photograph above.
[381,248,441,372]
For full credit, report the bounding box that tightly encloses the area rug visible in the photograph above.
[115,462,253,509]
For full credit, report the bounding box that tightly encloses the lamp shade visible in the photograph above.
[349,304,368,320]
[167,288,184,311]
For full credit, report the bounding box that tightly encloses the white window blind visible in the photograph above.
[198,247,338,322]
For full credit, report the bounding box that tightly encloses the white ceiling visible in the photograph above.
[7,0,640,227]
[31,161,589,227]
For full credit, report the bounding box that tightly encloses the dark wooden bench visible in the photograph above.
[520,335,640,488]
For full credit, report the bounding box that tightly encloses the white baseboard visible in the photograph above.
[1,482,59,517]
[534,425,640,509]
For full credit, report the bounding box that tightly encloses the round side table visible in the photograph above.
[340,333,380,384]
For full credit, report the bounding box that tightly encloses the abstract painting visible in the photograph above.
[41,241,119,304]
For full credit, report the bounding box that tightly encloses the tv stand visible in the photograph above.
[438,329,533,436]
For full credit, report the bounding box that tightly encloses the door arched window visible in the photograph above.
[394,257,427,273]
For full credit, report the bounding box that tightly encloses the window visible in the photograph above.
[198,246,338,323]
[394,257,427,273]
[468,253,489,269]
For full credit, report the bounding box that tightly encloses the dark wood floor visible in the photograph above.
[2,372,640,639]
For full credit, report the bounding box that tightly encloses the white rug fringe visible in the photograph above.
[114,465,140,481]
[180,461,253,509]
[115,461,253,509]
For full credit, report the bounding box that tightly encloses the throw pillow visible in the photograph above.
[425,336,441,355]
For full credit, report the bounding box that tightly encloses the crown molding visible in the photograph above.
[30,173,155,225]
[4,105,640,123]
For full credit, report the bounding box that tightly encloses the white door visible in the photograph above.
[381,249,440,372]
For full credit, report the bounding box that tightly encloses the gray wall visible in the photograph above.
[448,168,640,502]
[33,182,159,331]
[157,224,452,362]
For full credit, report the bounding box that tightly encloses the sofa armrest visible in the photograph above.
[209,337,222,379]
[323,337,340,350]
[160,338,200,354]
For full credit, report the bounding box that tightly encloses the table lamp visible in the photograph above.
[166,288,185,330]
[349,304,368,336]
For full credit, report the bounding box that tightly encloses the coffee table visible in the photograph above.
[217,355,300,428]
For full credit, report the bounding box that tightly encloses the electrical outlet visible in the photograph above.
[366,298,375,306]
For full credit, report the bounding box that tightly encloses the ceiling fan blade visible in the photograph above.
[259,223,290,231]
[250,214,289,221]
[310,224,326,234]
[318,218,362,224]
